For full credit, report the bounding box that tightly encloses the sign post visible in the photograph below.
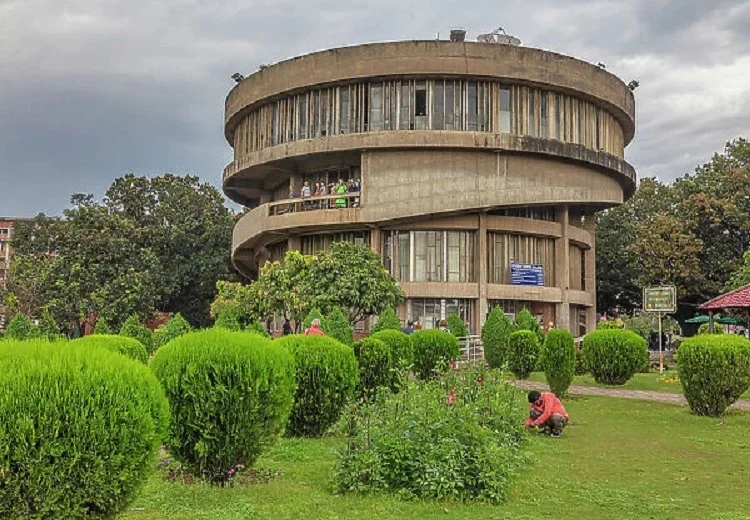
[643,286,676,373]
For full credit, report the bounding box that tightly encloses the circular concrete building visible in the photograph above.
[223,39,636,336]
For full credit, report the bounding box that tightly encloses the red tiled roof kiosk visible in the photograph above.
[699,284,750,330]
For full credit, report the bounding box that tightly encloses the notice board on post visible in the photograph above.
[643,286,676,313]
[510,263,544,287]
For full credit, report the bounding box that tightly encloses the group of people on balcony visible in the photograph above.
[289,178,361,210]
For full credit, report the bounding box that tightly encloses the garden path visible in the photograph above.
[512,380,750,411]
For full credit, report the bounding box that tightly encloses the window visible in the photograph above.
[399,82,412,130]
[415,82,427,117]
[369,83,384,131]
[271,104,279,145]
[408,298,473,330]
[595,109,600,150]
[528,89,536,137]
[467,81,478,131]
[488,233,555,285]
[297,95,307,139]
[413,231,442,282]
[445,81,456,130]
[311,90,320,137]
[398,231,410,281]
[339,87,350,134]
[555,93,563,141]
[540,91,548,139]
[320,89,330,136]
[446,231,474,282]
[432,80,445,130]
[499,88,511,133]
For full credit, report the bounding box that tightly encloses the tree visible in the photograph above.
[4,314,36,340]
[370,308,402,334]
[325,308,354,346]
[308,242,405,325]
[153,313,193,350]
[214,309,242,331]
[120,315,154,353]
[727,248,750,290]
[104,174,238,326]
[251,251,316,327]
[38,308,63,341]
[481,307,516,369]
[515,308,544,346]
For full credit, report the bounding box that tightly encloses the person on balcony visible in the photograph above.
[335,178,348,208]
[524,390,569,437]
[318,182,328,209]
[301,181,312,210]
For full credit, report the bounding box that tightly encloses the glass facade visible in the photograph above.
[487,233,555,286]
[382,230,475,283]
[407,298,474,330]
[232,80,625,158]
[300,232,370,255]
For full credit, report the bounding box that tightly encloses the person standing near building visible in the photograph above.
[301,181,312,210]
[335,178,348,208]
[304,318,325,336]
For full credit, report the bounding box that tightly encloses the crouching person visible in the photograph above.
[524,390,569,437]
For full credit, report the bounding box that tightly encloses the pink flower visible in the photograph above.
[449,360,457,370]
[446,389,457,406]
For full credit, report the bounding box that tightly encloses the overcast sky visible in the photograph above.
[1,0,749,217]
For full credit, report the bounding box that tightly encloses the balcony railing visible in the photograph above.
[268,191,360,216]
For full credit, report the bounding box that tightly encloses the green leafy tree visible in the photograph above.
[104,174,238,326]
[119,315,154,354]
[325,308,354,346]
[250,251,316,328]
[153,313,193,349]
[308,242,405,325]
[370,307,401,334]
[481,307,516,369]
[446,313,468,338]
[94,319,113,335]
[246,321,271,337]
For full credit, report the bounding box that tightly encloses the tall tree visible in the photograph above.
[104,174,237,325]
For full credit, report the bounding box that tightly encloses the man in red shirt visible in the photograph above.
[304,318,325,336]
[524,390,569,437]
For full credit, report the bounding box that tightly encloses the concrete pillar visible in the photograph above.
[290,173,302,197]
[555,205,571,332]
[477,212,488,333]
[288,236,301,252]
[584,212,597,333]
[369,227,381,255]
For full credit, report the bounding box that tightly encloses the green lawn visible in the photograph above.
[528,371,750,399]
[123,397,750,520]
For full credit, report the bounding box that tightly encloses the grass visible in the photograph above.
[528,371,750,399]
[123,396,750,520]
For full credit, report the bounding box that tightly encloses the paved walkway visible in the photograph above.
[512,380,750,411]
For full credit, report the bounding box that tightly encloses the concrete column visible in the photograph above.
[584,212,597,333]
[287,236,301,252]
[477,212,488,333]
[369,227,381,255]
[555,205,571,332]
[290,173,302,196]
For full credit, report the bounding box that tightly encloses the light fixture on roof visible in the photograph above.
[476,26,521,46]
[597,62,606,69]
[450,29,467,42]
[628,79,640,91]
[231,73,245,83]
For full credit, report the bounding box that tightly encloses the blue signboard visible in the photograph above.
[510,263,544,286]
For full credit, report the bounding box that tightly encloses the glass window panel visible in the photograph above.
[398,231,410,282]
[415,82,427,117]
[399,82,412,130]
[528,89,536,137]
[499,88,511,133]
[445,81,455,130]
[467,81,478,131]
[369,83,383,131]
[540,91,548,139]
[432,80,445,130]
[339,88,350,134]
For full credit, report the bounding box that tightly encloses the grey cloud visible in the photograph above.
[1,0,749,217]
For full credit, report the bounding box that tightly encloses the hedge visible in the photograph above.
[582,329,648,385]
[354,338,393,399]
[677,334,750,416]
[0,339,168,518]
[70,334,149,364]
[481,307,516,369]
[507,330,540,379]
[275,334,358,437]
[411,329,460,379]
[541,329,576,397]
[151,329,295,482]
[370,307,401,334]
[326,308,354,346]
[370,329,412,368]
[153,313,192,350]
[120,315,154,354]
[446,313,468,338]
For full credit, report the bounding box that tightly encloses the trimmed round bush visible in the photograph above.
[507,330,540,379]
[582,329,648,385]
[482,307,516,369]
[151,329,295,482]
[446,313,468,338]
[71,334,149,364]
[120,314,154,354]
[326,308,354,346]
[677,335,750,417]
[0,339,168,518]
[370,307,401,334]
[370,329,412,368]
[411,329,460,379]
[153,312,193,350]
[275,334,358,437]
[541,329,576,397]
[354,338,393,398]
